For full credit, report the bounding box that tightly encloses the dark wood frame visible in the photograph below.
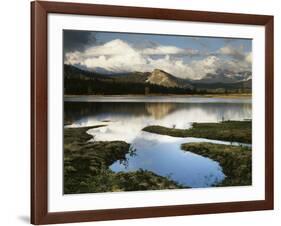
[31,1,274,224]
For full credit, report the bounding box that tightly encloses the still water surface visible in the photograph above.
[65,96,251,188]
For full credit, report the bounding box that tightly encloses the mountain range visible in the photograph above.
[64,64,251,95]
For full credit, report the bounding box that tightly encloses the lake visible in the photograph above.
[65,96,252,188]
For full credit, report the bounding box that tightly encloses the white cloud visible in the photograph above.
[217,45,248,61]
[65,39,251,80]
[140,46,199,56]
[245,52,252,64]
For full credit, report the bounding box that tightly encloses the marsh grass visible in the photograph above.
[181,142,252,186]
[64,126,183,194]
[143,120,252,143]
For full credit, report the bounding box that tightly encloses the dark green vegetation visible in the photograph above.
[64,64,195,95]
[64,64,251,95]
[181,143,252,186]
[143,120,252,143]
[143,120,252,186]
[64,126,182,194]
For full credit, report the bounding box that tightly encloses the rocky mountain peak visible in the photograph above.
[147,69,178,88]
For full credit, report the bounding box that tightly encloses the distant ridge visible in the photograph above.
[64,64,251,95]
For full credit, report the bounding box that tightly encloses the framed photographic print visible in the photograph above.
[31,1,274,225]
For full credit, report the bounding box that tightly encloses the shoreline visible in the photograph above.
[143,120,252,144]
[181,143,251,186]
[64,126,184,194]
[64,94,251,98]
[64,120,252,191]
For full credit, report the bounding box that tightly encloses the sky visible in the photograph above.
[64,30,252,80]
